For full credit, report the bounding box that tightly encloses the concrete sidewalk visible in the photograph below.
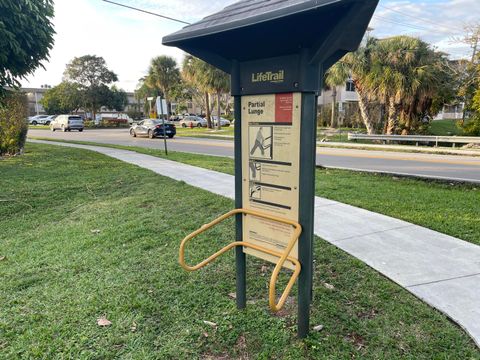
[31,140,480,346]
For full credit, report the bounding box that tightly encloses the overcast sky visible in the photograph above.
[22,0,480,92]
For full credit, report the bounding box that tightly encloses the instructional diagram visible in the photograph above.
[241,93,301,268]
[249,126,273,159]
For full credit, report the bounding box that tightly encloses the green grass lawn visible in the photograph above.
[33,140,479,246]
[175,126,234,139]
[1,143,479,358]
[428,119,464,136]
[28,125,50,130]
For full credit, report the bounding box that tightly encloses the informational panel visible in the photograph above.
[241,93,301,270]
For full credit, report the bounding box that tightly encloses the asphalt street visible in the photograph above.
[28,128,480,183]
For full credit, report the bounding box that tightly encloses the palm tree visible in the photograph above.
[182,55,213,128]
[147,56,180,118]
[364,36,450,134]
[135,77,156,116]
[339,38,379,134]
[325,62,350,128]
[200,64,230,130]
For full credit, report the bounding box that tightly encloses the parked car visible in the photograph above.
[50,115,84,132]
[129,119,176,139]
[43,115,57,125]
[212,116,231,127]
[179,116,208,128]
[28,115,50,125]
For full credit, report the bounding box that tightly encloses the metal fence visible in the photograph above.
[348,133,480,147]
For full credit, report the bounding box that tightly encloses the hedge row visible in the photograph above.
[0,92,28,156]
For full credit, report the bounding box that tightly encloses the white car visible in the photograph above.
[29,115,56,125]
[179,116,208,128]
[28,115,49,125]
[212,116,231,127]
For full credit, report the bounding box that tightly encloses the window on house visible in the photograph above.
[345,81,355,92]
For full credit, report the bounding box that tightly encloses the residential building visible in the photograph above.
[20,86,143,117]
[318,80,358,113]
[434,103,465,120]
[23,86,50,116]
[319,81,466,122]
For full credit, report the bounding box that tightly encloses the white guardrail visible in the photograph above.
[348,133,480,147]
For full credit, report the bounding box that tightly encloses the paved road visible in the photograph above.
[28,128,480,183]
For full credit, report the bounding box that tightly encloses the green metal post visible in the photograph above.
[297,92,318,338]
[233,64,246,308]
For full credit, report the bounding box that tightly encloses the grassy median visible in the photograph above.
[31,140,480,246]
[0,143,479,358]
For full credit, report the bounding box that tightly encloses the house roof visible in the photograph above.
[163,0,378,72]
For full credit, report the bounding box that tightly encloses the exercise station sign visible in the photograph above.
[163,0,379,338]
[241,93,301,269]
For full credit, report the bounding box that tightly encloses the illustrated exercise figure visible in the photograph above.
[250,127,265,156]
[249,161,261,180]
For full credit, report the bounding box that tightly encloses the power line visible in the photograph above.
[372,15,439,33]
[378,4,462,33]
[373,14,463,35]
[101,0,191,25]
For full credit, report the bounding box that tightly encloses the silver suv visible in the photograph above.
[50,115,84,132]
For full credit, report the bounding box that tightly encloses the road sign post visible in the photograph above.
[165,0,378,338]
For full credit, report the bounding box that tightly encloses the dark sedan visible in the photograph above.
[129,119,176,139]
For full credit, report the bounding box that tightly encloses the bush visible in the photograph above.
[463,116,480,136]
[0,93,28,156]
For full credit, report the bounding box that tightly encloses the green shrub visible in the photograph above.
[0,92,28,156]
[463,116,480,136]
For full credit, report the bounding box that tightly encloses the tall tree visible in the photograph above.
[63,55,118,87]
[364,36,452,134]
[182,55,212,127]
[325,62,350,128]
[453,24,480,123]
[201,65,230,130]
[463,58,480,135]
[338,38,379,134]
[63,55,118,120]
[146,55,180,118]
[107,86,128,112]
[182,55,230,129]
[0,0,54,156]
[135,77,158,116]
[39,82,82,114]
[0,0,55,98]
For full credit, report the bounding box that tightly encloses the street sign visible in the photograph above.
[164,0,378,338]
[156,97,168,116]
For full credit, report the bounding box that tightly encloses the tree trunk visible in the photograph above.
[205,92,212,128]
[331,87,337,128]
[357,90,374,134]
[386,98,398,135]
[217,91,222,130]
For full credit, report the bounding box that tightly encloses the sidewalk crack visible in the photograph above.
[407,272,480,288]
[329,224,415,243]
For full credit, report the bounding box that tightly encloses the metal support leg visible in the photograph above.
[234,93,246,309]
[297,93,318,338]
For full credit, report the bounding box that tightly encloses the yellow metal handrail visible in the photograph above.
[179,208,302,312]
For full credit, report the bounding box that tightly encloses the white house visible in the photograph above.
[318,80,358,113]
[319,81,465,121]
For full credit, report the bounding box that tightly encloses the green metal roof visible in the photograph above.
[163,0,378,72]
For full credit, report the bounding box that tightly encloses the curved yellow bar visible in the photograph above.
[179,208,302,312]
